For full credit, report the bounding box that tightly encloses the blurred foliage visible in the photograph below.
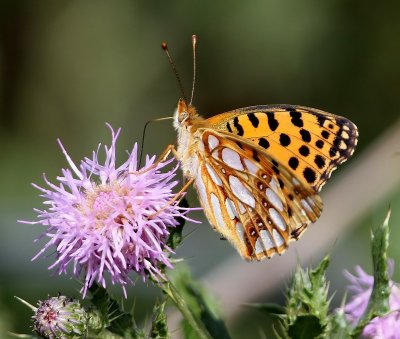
[169,265,231,339]
[0,0,399,337]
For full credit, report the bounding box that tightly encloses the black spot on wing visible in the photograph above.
[226,122,232,133]
[299,145,310,157]
[315,140,324,149]
[288,157,299,170]
[233,117,244,136]
[236,141,244,150]
[253,150,260,162]
[258,137,270,149]
[303,167,316,184]
[317,115,326,127]
[247,113,259,128]
[299,129,311,142]
[321,130,330,139]
[314,155,325,169]
[288,109,304,127]
[279,133,291,146]
[271,158,280,175]
[266,112,279,131]
[329,146,338,157]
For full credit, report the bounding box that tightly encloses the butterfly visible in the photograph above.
[163,37,358,261]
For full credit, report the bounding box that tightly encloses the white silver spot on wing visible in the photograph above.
[229,175,256,208]
[198,140,205,153]
[255,237,264,254]
[212,150,219,160]
[208,134,219,150]
[269,208,287,231]
[235,222,246,244]
[301,199,313,213]
[195,168,209,210]
[255,230,275,254]
[307,196,316,207]
[206,163,222,187]
[272,229,285,247]
[222,148,244,171]
[260,229,274,250]
[210,193,226,229]
[238,202,246,214]
[266,188,283,212]
[244,158,258,176]
[292,177,300,186]
[269,178,280,193]
[225,198,238,220]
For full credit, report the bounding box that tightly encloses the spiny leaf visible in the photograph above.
[329,306,352,339]
[88,283,144,338]
[168,265,231,339]
[285,256,331,338]
[150,299,169,339]
[244,302,286,320]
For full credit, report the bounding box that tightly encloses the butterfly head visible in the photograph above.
[173,98,200,129]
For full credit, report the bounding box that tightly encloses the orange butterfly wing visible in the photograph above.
[205,105,358,192]
[190,105,357,260]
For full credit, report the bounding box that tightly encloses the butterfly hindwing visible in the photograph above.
[205,105,358,192]
[193,129,323,260]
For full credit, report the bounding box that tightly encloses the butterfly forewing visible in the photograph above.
[205,105,358,192]
[173,95,357,261]
[193,129,324,260]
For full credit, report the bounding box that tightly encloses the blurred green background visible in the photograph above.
[1,1,400,337]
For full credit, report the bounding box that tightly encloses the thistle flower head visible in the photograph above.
[23,125,194,297]
[33,295,87,338]
[344,261,400,338]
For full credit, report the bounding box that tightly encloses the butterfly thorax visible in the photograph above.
[173,99,205,178]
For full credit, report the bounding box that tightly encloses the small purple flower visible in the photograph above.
[22,125,195,297]
[344,261,400,338]
[33,295,87,338]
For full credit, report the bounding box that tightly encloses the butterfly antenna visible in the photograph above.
[189,35,197,106]
[139,116,173,168]
[161,41,188,104]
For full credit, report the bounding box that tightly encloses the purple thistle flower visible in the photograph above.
[21,125,196,297]
[344,261,400,338]
[32,295,87,338]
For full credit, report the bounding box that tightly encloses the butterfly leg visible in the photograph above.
[147,177,194,220]
[131,145,180,175]
[157,144,180,162]
[137,144,194,219]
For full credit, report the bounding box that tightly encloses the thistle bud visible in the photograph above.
[33,295,87,338]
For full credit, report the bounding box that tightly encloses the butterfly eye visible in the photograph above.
[179,111,189,123]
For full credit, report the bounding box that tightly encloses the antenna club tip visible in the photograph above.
[192,35,197,43]
[161,42,168,50]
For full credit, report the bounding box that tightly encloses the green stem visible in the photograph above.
[351,209,391,337]
[161,279,210,339]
